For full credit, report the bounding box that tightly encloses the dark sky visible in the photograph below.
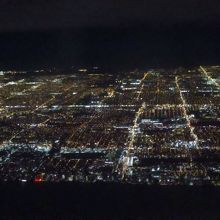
[0,0,220,32]
[0,0,220,70]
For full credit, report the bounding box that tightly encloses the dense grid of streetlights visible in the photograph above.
[0,66,219,185]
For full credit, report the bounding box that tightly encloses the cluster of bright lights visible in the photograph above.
[175,76,199,149]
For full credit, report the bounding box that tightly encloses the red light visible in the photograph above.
[34,177,42,183]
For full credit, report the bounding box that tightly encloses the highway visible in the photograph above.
[175,76,199,150]
[199,66,220,88]
[122,72,149,179]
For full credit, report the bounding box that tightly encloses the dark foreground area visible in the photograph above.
[0,183,220,220]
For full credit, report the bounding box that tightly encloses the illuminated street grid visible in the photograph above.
[0,66,219,185]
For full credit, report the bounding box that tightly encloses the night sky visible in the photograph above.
[0,0,220,31]
[0,0,220,70]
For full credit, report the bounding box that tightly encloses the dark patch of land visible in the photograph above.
[0,183,220,220]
